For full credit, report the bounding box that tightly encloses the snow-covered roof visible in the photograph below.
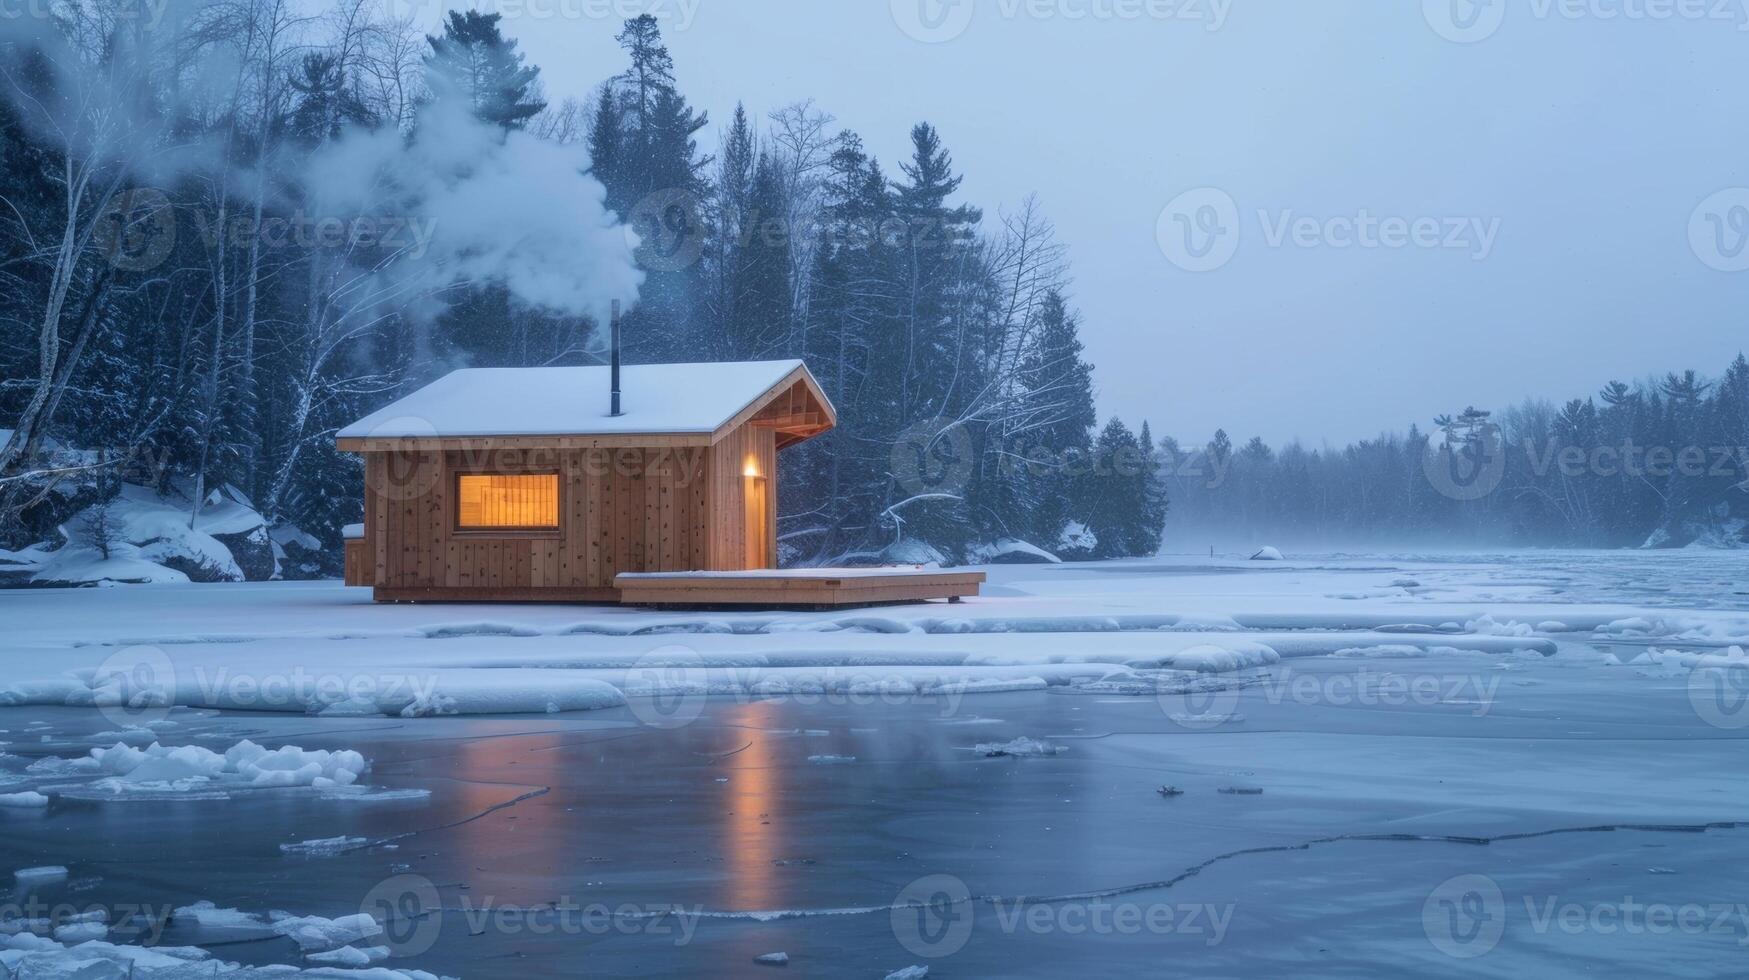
[338,360,826,440]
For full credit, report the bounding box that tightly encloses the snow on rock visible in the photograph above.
[27,483,276,586]
[0,791,48,808]
[1250,546,1285,561]
[971,538,1061,565]
[839,538,947,567]
[1058,521,1098,555]
[974,737,1063,758]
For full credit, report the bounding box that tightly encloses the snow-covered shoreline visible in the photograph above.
[0,552,1744,719]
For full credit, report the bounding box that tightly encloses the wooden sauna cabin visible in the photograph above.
[335,359,984,607]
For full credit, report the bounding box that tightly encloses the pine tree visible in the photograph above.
[720,152,792,360]
[286,53,374,144]
[1082,418,1148,558]
[423,11,545,131]
[596,16,710,363]
[587,85,623,208]
[1139,420,1168,553]
[1013,290,1095,546]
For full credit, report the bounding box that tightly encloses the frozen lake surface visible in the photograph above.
[1,551,1747,977]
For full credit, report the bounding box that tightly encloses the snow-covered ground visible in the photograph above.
[2,550,1746,720]
[1,550,1746,977]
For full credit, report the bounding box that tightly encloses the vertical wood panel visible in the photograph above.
[360,421,792,595]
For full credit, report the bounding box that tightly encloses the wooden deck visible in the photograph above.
[613,568,986,608]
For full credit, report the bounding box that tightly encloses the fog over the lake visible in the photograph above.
[458,0,1749,446]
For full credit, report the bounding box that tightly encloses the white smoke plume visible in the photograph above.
[304,96,643,327]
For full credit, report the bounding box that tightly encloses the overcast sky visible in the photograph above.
[430,0,1749,446]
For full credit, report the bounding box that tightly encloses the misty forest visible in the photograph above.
[1,1,1745,588]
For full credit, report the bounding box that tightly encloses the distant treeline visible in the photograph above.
[1163,356,1749,550]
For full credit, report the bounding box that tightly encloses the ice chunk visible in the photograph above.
[0,792,47,808]
[974,737,1063,758]
[59,739,371,795]
[174,901,270,930]
[279,836,369,856]
[306,943,389,966]
[13,866,67,881]
[1250,546,1284,561]
[52,921,106,943]
[271,911,384,952]
[754,951,790,965]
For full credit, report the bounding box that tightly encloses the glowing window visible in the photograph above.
[457,474,559,529]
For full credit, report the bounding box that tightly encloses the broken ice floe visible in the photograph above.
[279,835,370,856]
[19,739,376,803]
[973,737,1063,758]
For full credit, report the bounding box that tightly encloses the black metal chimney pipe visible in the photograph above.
[609,300,623,417]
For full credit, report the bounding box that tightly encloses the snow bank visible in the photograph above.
[1158,642,1279,672]
[26,483,276,586]
[1250,546,1284,561]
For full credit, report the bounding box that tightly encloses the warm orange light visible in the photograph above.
[457,474,559,528]
[743,458,761,478]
